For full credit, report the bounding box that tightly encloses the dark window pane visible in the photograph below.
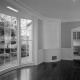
[0,27,4,36]
[21,52,26,57]
[0,48,4,54]
[73,32,76,39]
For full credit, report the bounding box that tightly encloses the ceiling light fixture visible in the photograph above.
[7,6,19,12]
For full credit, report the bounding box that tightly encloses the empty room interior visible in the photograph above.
[0,0,80,80]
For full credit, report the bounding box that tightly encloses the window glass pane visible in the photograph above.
[0,41,4,48]
[5,15,11,28]
[21,52,27,57]
[0,13,18,67]
[0,27,4,38]
[10,52,17,61]
[21,19,27,29]
[0,13,5,65]
[21,19,32,63]
[21,41,30,57]
[4,48,10,63]
[27,20,32,30]
[0,13,5,27]
[26,20,32,40]
[9,41,17,48]
[79,32,80,39]
[21,29,27,36]
[28,41,32,52]
[11,17,17,29]
[4,28,11,48]
[11,28,17,40]
[9,40,17,61]
[4,15,11,63]
[21,41,27,52]
[77,32,79,39]
[5,15,11,22]
[0,55,4,65]
[0,14,5,23]
[0,49,4,65]
[9,39,17,61]
[27,30,32,40]
[73,32,76,39]
[21,36,27,40]
[26,51,29,56]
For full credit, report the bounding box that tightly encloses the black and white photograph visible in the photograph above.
[0,0,80,80]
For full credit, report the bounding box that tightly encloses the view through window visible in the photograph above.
[0,13,33,66]
[0,13,17,66]
[21,19,32,63]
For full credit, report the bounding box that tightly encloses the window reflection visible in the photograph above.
[21,69,30,80]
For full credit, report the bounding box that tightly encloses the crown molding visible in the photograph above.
[43,17,61,22]
[61,19,80,23]
[5,0,63,22]
[5,0,43,20]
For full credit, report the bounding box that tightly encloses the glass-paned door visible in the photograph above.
[0,13,17,66]
[21,19,32,63]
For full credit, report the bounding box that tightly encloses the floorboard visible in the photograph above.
[0,60,80,80]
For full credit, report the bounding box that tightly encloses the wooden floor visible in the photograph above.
[0,60,80,80]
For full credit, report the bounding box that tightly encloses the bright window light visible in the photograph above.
[7,6,19,12]
[27,20,32,24]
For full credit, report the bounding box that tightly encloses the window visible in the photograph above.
[73,32,76,39]
[0,12,33,67]
[0,13,17,66]
[21,19,32,58]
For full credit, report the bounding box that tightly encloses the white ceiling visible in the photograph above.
[18,0,80,22]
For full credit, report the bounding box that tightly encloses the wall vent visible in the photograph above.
[52,56,57,60]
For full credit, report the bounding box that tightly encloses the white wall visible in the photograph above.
[33,17,44,65]
[33,16,38,65]
[61,48,73,60]
[37,18,61,64]
[38,19,43,50]
[61,21,80,60]
[37,49,44,64]
[37,19,44,65]
[43,18,61,62]
[43,18,61,49]
[44,49,60,62]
